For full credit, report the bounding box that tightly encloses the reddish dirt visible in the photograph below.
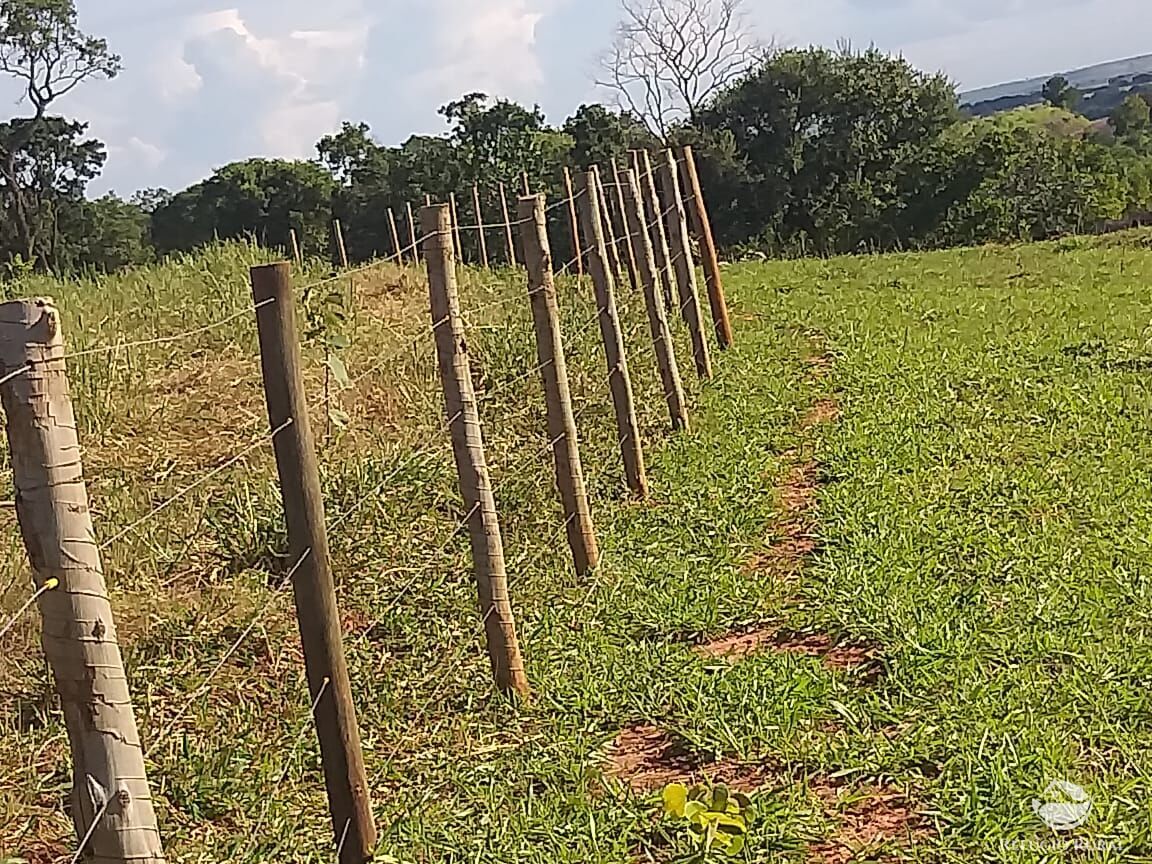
[697,627,882,678]
[807,782,932,863]
[802,398,841,429]
[604,725,775,793]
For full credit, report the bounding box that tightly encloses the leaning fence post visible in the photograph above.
[624,169,690,432]
[250,264,377,863]
[591,165,624,279]
[333,219,349,269]
[471,184,490,270]
[499,182,517,266]
[290,228,303,266]
[517,194,600,575]
[562,167,584,279]
[406,202,418,262]
[639,150,676,312]
[659,149,713,380]
[577,171,649,498]
[449,192,464,262]
[611,159,641,293]
[0,299,167,863]
[387,206,403,265]
[680,146,734,350]
[420,204,529,695]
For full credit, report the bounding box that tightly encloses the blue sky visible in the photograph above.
[29,0,1152,196]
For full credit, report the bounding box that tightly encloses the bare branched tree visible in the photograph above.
[598,0,765,137]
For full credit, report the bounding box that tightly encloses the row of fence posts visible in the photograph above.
[0,147,733,864]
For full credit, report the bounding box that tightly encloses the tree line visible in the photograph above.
[2,0,1152,277]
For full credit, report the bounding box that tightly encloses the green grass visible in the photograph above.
[3,230,1152,862]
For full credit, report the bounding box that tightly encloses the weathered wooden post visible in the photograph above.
[659,149,713,380]
[576,171,648,497]
[449,192,464,262]
[521,172,531,196]
[387,207,403,264]
[499,182,517,266]
[0,299,167,863]
[518,194,600,574]
[639,150,676,312]
[405,202,418,261]
[471,184,490,269]
[680,146,734,350]
[624,169,690,432]
[562,166,584,279]
[611,159,640,292]
[290,228,302,266]
[250,264,377,863]
[333,219,349,269]
[420,204,529,695]
[592,165,624,278]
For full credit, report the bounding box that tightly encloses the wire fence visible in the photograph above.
[0,148,729,863]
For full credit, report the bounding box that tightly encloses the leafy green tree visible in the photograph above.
[0,116,105,270]
[1041,75,1079,110]
[1109,93,1151,144]
[66,194,152,271]
[0,0,120,264]
[151,158,335,257]
[562,104,657,168]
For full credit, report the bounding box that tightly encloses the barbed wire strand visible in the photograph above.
[0,577,58,642]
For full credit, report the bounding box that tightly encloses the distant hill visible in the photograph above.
[961,54,1152,120]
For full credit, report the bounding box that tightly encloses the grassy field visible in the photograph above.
[2,230,1152,863]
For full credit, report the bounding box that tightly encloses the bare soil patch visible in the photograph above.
[697,627,882,678]
[807,781,932,863]
[802,398,841,429]
[604,725,775,794]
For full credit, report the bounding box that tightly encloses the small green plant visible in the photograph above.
[661,782,753,861]
[301,284,353,433]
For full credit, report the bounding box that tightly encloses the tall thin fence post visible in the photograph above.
[611,159,641,292]
[290,228,302,266]
[517,194,600,575]
[499,182,517,266]
[406,202,418,262]
[592,165,624,278]
[659,149,713,380]
[521,172,531,196]
[562,166,583,279]
[420,204,529,695]
[471,184,489,270]
[577,171,648,498]
[250,264,377,863]
[0,299,167,863]
[333,219,349,269]
[639,150,676,312]
[387,207,403,265]
[624,168,690,431]
[449,192,464,262]
[680,146,734,350]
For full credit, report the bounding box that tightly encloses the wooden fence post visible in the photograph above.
[576,171,648,498]
[517,194,600,575]
[449,192,464,262]
[406,202,418,262]
[639,151,676,312]
[333,219,349,269]
[387,207,403,264]
[471,184,489,269]
[623,169,690,431]
[611,159,641,292]
[521,172,531,196]
[680,146,734,350]
[420,204,529,695]
[0,299,167,863]
[591,165,624,278]
[659,149,713,380]
[499,182,517,266]
[250,264,377,863]
[290,228,302,266]
[562,167,583,279]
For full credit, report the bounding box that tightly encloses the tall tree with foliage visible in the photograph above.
[1041,75,1079,111]
[0,0,119,265]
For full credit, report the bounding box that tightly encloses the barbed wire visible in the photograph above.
[0,577,58,642]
